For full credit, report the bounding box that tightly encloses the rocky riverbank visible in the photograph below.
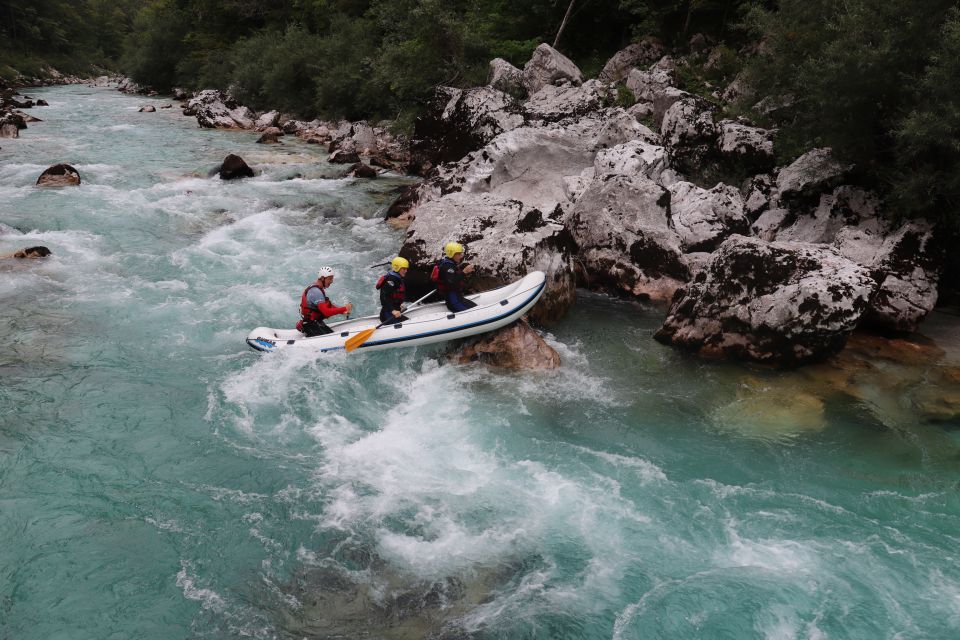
[383,42,945,367]
[4,46,948,371]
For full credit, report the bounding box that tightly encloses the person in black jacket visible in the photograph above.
[377,257,409,323]
[434,242,477,312]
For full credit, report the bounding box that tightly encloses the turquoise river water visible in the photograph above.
[2,86,960,639]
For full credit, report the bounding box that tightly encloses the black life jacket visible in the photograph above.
[376,271,406,304]
[431,257,460,294]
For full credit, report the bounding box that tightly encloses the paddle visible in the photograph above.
[343,289,436,353]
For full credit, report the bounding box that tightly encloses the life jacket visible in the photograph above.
[299,284,327,322]
[376,271,406,305]
[432,257,459,294]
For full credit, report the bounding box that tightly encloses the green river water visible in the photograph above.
[2,86,960,639]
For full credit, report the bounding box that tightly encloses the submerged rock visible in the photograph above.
[655,235,878,365]
[217,154,254,180]
[453,319,561,369]
[36,163,81,187]
[343,162,378,179]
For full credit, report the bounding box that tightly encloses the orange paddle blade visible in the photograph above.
[344,327,377,352]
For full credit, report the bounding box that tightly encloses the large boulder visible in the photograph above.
[522,80,611,124]
[0,123,17,138]
[186,90,255,129]
[36,164,81,187]
[255,110,280,130]
[399,192,577,324]
[599,39,667,83]
[218,154,254,180]
[716,119,774,172]
[593,139,668,182]
[0,111,26,130]
[408,86,524,175]
[655,235,879,365]
[522,43,584,94]
[660,96,718,174]
[854,221,942,333]
[592,109,658,150]
[667,181,749,252]
[563,173,688,302]
[488,58,527,98]
[452,319,561,369]
[775,186,879,244]
[433,125,596,215]
[776,148,851,209]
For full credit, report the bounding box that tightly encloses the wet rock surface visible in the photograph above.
[452,319,561,369]
[217,154,254,180]
[36,163,81,187]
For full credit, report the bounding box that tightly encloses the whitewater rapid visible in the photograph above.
[2,85,960,640]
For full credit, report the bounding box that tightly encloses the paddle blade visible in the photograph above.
[344,327,376,352]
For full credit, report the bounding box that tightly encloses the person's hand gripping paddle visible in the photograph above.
[344,289,436,353]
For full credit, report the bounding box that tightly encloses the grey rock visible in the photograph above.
[655,235,879,365]
[668,181,748,252]
[522,43,584,94]
[408,86,524,175]
[593,139,668,182]
[593,109,658,150]
[776,148,851,208]
[599,39,667,83]
[187,90,255,129]
[716,119,774,172]
[488,58,527,98]
[255,110,280,130]
[400,192,576,324]
[661,96,717,174]
[563,173,687,302]
[523,80,610,123]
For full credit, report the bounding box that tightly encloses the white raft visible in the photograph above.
[246,270,546,354]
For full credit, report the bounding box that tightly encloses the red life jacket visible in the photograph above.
[299,284,327,322]
[376,272,406,304]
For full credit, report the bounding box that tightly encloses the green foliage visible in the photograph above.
[615,84,636,109]
[741,0,958,224]
[0,0,138,77]
[892,8,960,223]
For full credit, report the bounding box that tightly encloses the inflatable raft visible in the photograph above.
[246,271,546,354]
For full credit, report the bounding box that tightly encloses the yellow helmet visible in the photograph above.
[444,242,465,258]
[391,256,409,271]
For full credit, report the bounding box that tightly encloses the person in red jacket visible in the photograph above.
[297,266,353,336]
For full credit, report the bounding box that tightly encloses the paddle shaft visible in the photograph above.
[344,289,436,352]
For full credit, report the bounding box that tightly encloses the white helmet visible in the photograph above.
[317,266,334,278]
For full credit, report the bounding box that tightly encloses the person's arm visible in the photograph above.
[318,299,350,318]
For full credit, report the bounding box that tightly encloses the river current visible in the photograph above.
[2,86,960,639]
